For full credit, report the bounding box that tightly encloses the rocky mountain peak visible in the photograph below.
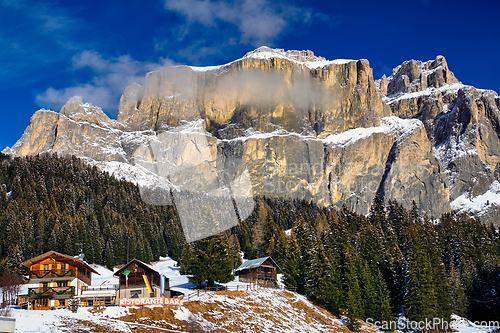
[381,55,460,98]
[242,46,327,63]
[117,83,143,124]
[60,96,117,129]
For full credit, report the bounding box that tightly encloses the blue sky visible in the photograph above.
[1,0,499,150]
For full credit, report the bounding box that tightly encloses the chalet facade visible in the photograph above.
[114,259,171,300]
[235,256,280,287]
[22,251,99,310]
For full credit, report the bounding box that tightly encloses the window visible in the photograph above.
[41,282,49,289]
[130,290,141,297]
[57,281,69,287]
[58,299,67,306]
[36,298,49,308]
[60,263,66,271]
[43,264,49,271]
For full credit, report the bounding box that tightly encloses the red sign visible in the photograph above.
[119,297,181,306]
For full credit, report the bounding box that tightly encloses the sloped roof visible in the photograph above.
[21,251,99,275]
[235,256,280,272]
[113,259,162,277]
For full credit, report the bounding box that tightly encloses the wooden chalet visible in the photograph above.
[114,259,172,300]
[235,256,280,287]
[21,251,99,310]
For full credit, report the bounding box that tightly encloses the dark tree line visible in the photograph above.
[1,152,499,325]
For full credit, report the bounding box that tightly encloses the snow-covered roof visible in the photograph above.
[235,256,280,272]
[113,258,161,277]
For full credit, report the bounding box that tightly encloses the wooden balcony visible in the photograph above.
[29,269,76,279]
[28,286,75,297]
[81,285,118,291]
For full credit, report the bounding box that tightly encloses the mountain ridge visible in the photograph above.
[5,47,500,225]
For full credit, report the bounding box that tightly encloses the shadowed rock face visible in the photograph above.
[379,55,500,225]
[6,48,500,225]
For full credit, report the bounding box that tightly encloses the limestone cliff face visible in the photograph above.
[7,47,500,225]
[11,109,59,156]
[117,47,390,137]
[378,123,450,216]
[379,56,500,225]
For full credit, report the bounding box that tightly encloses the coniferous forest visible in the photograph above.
[0,153,499,325]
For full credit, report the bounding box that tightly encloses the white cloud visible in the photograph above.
[164,0,320,46]
[165,0,217,26]
[36,51,177,116]
[72,50,109,71]
[35,85,113,111]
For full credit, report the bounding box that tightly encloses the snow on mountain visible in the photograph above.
[189,65,224,72]
[221,117,422,148]
[187,46,356,73]
[451,180,500,216]
[384,83,465,104]
[85,158,174,190]
[322,116,422,147]
[242,46,356,69]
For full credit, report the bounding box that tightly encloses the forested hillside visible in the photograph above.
[0,153,186,271]
[0,153,499,325]
[232,195,500,325]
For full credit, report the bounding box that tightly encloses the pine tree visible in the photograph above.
[293,214,314,295]
[425,221,452,323]
[359,260,378,320]
[228,233,242,272]
[281,233,302,290]
[344,249,364,329]
[404,225,437,322]
[449,263,468,317]
[374,270,394,326]
[305,228,342,315]
[103,240,115,270]
[183,234,233,288]
[252,202,268,257]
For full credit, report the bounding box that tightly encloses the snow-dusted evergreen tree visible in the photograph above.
[182,233,233,288]
[305,226,342,315]
[280,233,301,290]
